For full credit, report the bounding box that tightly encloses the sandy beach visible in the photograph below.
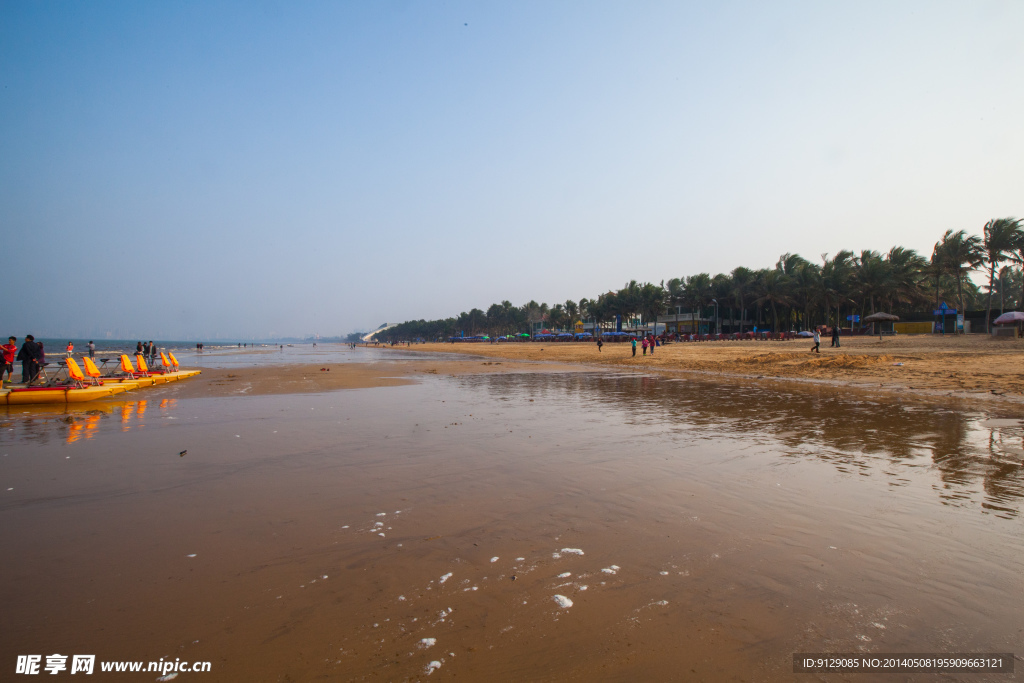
[2,348,1022,681]
[396,335,1024,405]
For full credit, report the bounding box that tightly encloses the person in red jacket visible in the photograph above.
[1,336,16,382]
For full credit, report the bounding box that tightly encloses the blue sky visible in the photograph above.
[2,1,1021,339]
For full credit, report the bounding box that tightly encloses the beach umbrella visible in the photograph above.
[863,312,899,338]
[993,311,1024,324]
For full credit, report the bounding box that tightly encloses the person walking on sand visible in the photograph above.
[596,338,603,352]
[642,338,648,356]
[811,328,821,353]
[649,334,655,355]
[631,337,637,357]
[831,325,840,348]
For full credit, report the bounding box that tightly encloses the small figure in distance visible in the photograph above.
[831,325,840,348]
[66,341,74,357]
[1,336,17,382]
[88,340,96,358]
[631,337,637,357]
[596,337,603,352]
[811,327,821,353]
[642,337,648,356]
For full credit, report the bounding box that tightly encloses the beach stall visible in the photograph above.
[993,311,1024,338]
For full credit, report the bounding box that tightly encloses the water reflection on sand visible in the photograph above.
[0,371,1021,681]
[464,372,1024,519]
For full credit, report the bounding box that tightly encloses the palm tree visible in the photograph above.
[564,299,580,329]
[730,267,756,332]
[665,277,685,333]
[583,294,613,338]
[755,269,790,332]
[790,262,822,330]
[711,273,733,332]
[936,229,984,328]
[982,218,1023,332]
[993,266,1023,312]
[821,250,854,328]
[638,282,667,334]
[609,281,642,329]
[776,253,809,329]
[853,250,889,317]
[683,273,713,333]
[547,304,567,332]
[929,239,947,310]
[883,246,928,313]
[521,300,547,334]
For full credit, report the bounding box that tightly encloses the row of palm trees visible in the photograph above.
[377,219,1023,341]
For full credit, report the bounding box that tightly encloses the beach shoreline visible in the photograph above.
[370,335,1024,409]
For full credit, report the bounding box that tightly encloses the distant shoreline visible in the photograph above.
[378,335,1024,411]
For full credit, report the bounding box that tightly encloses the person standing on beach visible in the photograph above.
[88,341,95,358]
[1,337,16,382]
[596,338,603,352]
[137,341,144,357]
[642,338,648,355]
[17,335,40,384]
[631,337,637,356]
[649,335,655,355]
[831,326,840,348]
[811,328,821,353]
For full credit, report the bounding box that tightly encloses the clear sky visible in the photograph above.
[2,1,1021,339]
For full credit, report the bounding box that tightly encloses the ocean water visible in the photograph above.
[12,339,438,371]
[0,361,1020,680]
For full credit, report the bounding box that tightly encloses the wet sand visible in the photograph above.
[405,335,1024,404]
[147,359,586,398]
[1,357,1022,681]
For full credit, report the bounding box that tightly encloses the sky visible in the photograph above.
[2,1,1022,339]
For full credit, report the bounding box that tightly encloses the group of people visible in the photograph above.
[595,334,663,357]
[810,326,842,353]
[2,335,47,385]
[136,341,160,365]
[630,334,661,357]
[1,337,100,385]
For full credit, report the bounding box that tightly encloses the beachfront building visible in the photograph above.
[658,306,757,334]
[658,307,715,335]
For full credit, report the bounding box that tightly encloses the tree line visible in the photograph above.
[376,219,1023,341]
